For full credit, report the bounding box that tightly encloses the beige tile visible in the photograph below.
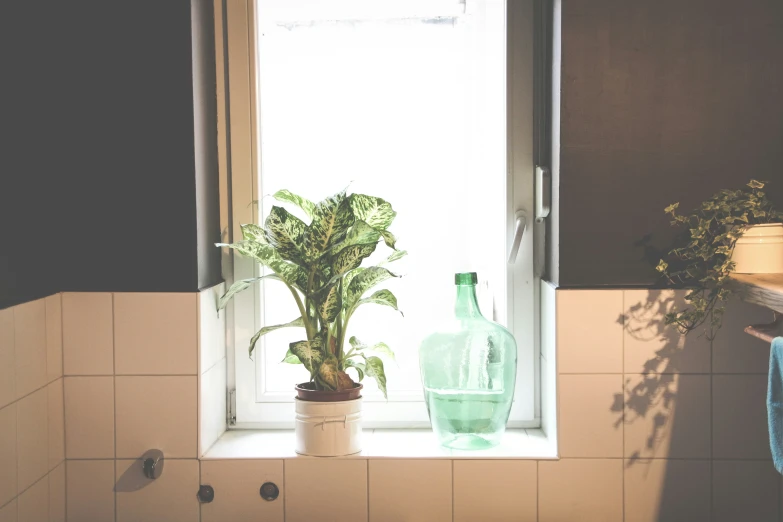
[47,380,64,471]
[624,459,710,522]
[0,308,15,409]
[0,404,17,508]
[559,374,623,457]
[45,295,62,383]
[556,289,623,373]
[713,374,770,459]
[712,300,774,374]
[623,290,711,374]
[539,459,623,522]
[17,388,48,493]
[115,376,197,458]
[369,460,451,522]
[48,463,65,522]
[713,460,779,522]
[14,299,47,399]
[64,377,114,459]
[18,475,48,522]
[115,459,199,522]
[287,459,368,522]
[199,359,226,456]
[0,499,16,522]
[624,374,710,459]
[199,285,226,374]
[200,460,284,522]
[453,460,536,522]
[66,460,114,522]
[114,293,197,375]
[62,293,113,376]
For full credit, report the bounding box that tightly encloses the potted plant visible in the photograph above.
[217,188,404,456]
[656,179,782,339]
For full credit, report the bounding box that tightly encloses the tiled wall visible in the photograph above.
[548,288,779,522]
[0,295,66,522]
[7,287,777,521]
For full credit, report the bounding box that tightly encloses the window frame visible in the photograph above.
[218,0,541,430]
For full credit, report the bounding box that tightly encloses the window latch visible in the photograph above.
[508,210,527,264]
[535,165,551,223]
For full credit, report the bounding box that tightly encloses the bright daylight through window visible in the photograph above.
[226,0,536,429]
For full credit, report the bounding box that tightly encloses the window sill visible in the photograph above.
[202,428,557,460]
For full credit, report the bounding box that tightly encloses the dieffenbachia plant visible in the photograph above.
[216,189,405,397]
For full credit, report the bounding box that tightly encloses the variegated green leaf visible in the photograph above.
[304,192,354,256]
[348,336,396,362]
[344,267,400,310]
[341,220,381,248]
[342,267,365,296]
[290,337,324,373]
[281,349,301,364]
[349,194,397,230]
[264,206,307,263]
[317,284,342,324]
[363,355,388,399]
[354,289,401,315]
[218,240,308,290]
[217,274,279,311]
[333,243,377,277]
[216,240,266,262]
[318,355,340,390]
[368,342,396,361]
[248,317,305,356]
[272,189,316,220]
[380,249,407,265]
[379,229,397,249]
[344,358,365,381]
[240,223,268,243]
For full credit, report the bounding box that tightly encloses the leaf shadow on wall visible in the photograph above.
[611,290,711,467]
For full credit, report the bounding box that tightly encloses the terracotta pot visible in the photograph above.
[295,381,363,402]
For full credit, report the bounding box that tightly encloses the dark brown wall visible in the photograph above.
[556,0,783,286]
[0,0,222,309]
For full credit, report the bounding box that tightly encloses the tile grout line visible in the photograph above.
[112,293,118,522]
[366,458,370,522]
[536,459,539,522]
[450,459,454,522]
[709,336,714,521]
[621,290,626,522]
[12,306,18,520]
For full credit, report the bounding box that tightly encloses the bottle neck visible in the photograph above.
[454,284,483,319]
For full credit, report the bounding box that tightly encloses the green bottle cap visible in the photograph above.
[454,272,478,285]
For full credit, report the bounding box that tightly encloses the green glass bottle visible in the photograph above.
[419,272,518,450]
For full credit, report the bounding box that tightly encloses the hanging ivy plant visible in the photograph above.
[656,180,782,340]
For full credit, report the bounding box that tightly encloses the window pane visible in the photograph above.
[255,0,506,401]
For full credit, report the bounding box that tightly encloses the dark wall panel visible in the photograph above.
[557,0,783,286]
[1,1,222,309]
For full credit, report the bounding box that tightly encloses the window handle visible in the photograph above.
[508,210,527,264]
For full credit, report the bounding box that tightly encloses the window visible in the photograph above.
[220,0,538,428]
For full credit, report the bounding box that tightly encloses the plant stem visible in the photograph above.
[285,283,314,340]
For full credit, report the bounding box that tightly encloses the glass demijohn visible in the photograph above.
[419,273,518,449]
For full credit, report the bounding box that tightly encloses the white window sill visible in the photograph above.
[202,428,558,460]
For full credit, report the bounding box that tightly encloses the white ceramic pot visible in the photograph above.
[294,397,363,456]
[731,223,783,274]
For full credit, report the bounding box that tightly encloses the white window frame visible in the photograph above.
[218,0,539,429]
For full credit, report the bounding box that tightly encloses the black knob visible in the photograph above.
[197,485,215,503]
[260,482,279,501]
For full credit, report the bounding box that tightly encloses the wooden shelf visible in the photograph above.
[730,274,783,343]
[730,273,783,315]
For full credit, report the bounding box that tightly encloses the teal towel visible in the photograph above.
[768,337,783,474]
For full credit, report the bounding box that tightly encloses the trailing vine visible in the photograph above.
[656,180,782,340]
